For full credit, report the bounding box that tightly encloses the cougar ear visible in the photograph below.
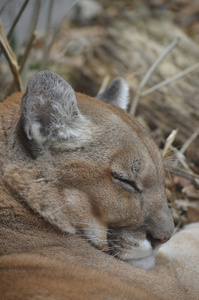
[96,77,129,111]
[20,71,88,158]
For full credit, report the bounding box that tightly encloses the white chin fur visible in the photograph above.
[126,254,155,269]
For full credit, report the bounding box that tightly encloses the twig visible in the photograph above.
[39,0,54,70]
[162,129,178,158]
[171,146,191,170]
[141,62,199,97]
[180,128,199,154]
[64,0,80,16]
[172,221,182,235]
[19,0,41,74]
[129,38,179,117]
[0,20,23,91]
[42,20,64,68]
[7,0,30,40]
[97,75,110,94]
[20,32,36,73]
[0,0,9,16]
[125,71,144,83]
[40,0,80,70]
[168,167,199,181]
[170,145,199,186]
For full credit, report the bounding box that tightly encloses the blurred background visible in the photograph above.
[0,0,199,228]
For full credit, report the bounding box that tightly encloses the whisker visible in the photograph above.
[73,222,115,231]
[77,227,107,234]
[162,144,182,156]
[164,158,179,163]
[73,221,112,231]
[46,202,69,215]
[73,231,121,244]
[103,252,120,267]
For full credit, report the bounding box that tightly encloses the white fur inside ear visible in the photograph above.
[28,122,46,144]
[96,77,129,111]
[115,77,129,110]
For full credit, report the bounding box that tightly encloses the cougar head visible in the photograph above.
[6,71,174,269]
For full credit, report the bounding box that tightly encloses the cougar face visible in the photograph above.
[4,71,174,269]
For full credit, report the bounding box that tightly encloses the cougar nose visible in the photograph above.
[146,232,170,248]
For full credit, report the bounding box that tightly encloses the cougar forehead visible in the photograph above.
[77,92,164,180]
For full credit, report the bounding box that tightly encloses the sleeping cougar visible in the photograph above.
[0,71,198,299]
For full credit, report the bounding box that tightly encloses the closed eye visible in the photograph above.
[111,172,142,194]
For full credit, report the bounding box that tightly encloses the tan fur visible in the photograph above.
[0,90,198,300]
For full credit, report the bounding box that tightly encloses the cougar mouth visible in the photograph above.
[106,227,158,269]
[76,223,156,269]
